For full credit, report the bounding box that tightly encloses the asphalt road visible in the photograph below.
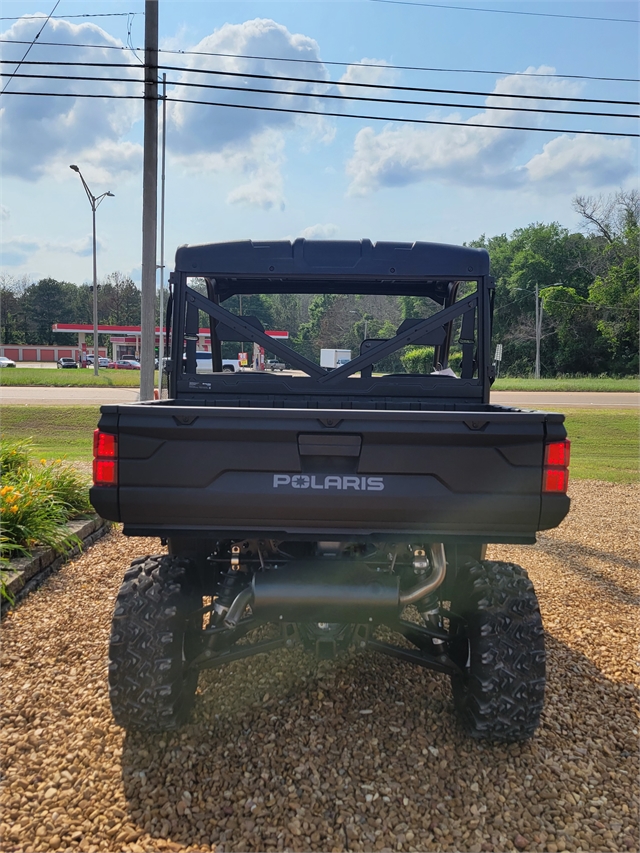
[0,385,637,408]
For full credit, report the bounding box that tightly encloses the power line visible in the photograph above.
[8,71,636,121]
[166,77,639,120]
[2,88,637,136]
[158,49,640,85]
[3,59,638,107]
[542,301,638,311]
[1,37,638,84]
[0,0,59,96]
[0,12,139,21]
[167,95,639,137]
[368,0,639,24]
[162,62,640,107]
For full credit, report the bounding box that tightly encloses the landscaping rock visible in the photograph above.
[1,481,638,852]
[1,515,109,609]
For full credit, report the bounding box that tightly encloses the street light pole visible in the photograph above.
[70,165,114,376]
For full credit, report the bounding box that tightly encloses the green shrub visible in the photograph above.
[0,480,80,557]
[0,438,33,476]
[30,460,92,516]
[401,347,433,373]
[0,443,90,565]
[401,347,463,375]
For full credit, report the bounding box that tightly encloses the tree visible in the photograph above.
[573,190,639,375]
[100,272,141,326]
[0,274,32,344]
[23,278,78,345]
[470,222,606,376]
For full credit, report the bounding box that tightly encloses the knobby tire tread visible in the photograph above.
[109,554,200,732]
[450,560,546,742]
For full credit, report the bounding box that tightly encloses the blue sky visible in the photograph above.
[1,0,637,286]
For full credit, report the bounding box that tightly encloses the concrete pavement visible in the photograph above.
[0,386,140,405]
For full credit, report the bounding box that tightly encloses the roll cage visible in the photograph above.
[166,239,494,404]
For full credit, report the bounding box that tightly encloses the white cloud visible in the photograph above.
[345,66,636,196]
[298,223,339,238]
[483,65,582,127]
[338,58,398,98]
[166,19,336,209]
[1,233,104,266]
[0,16,142,182]
[225,131,286,210]
[523,135,636,187]
[168,18,332,155]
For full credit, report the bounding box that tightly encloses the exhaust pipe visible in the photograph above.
[223,544,447,627]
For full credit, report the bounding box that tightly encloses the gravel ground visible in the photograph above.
[1,480,638,853]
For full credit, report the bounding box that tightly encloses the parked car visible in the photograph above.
[0,356,16,368]
[111,360,140,370]
[57,357,79,369]
[265,359,287,371]
[85,356,113,368]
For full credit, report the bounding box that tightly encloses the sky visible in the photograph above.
[0,0,638,287]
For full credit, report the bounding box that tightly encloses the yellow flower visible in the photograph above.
[55,459,61,464]
[0,486,11,496]
[40,458,47,465]
[10,505,18,513]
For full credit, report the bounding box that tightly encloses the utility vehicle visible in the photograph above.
[91,239,570,740]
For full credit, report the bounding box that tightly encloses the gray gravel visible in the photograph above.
[1,479,638,853]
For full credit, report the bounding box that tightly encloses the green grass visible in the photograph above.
[0,367,149,387]
[1,406,637,482]
[492,377,638,392]
[1,407,99,462]
[542,408,638,484]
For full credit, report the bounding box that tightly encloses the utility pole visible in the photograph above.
[534,282,541,381]
[157,72,167,399]
[140,0,158,401]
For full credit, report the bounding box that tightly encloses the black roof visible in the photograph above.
[174,239,490,300]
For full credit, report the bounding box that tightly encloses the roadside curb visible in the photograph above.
[1,515,111,615]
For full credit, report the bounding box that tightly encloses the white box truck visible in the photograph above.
[320,348,351,369]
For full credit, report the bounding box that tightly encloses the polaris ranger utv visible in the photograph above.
[91,239,570,741]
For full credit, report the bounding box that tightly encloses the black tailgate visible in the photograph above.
[92,404,568,542]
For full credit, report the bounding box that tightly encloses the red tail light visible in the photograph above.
[93,429,116,458]
[93,429,118,486]
[543,439,570,493]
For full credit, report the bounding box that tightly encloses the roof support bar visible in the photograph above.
[318,292,478,385]
[185,286,325,379]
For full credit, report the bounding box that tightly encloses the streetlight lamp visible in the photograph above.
[69,165,114,376]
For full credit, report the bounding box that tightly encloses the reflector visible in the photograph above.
[93,459,117,486]
[93,429,116,458]
[543,468,568,493]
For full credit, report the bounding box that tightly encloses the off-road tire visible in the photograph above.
[449,560,545,742]
[108,554,201,731]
